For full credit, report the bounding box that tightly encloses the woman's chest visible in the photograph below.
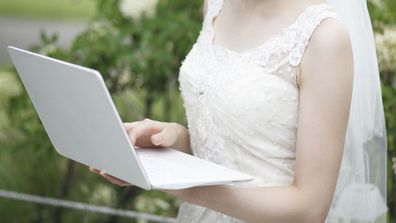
[178,43,299,130]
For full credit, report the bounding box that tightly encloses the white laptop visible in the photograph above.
[7,46,253,190]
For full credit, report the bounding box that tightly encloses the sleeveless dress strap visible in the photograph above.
[203,0,223,26]
[288,4,341,67]
[200,0,224,44]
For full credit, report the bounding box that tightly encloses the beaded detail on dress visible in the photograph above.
[176,0,341,222]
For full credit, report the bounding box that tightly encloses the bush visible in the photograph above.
[1,0,202,222]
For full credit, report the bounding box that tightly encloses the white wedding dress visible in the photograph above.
[176,0,341,222]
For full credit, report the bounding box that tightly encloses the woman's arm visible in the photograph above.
[164,19,354,223]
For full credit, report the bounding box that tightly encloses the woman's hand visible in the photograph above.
[89,165,196,205]
[89,118,191,186]
[124,118,185,148]
[123,118,191,153]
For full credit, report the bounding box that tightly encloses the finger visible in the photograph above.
[128,131,137,145]
[99,171,127,185]
[127,120,163,146]
[102,174,129,186]
[124,118,153,131]
[89,167,100,174]
[131,119,162,136]
[151,133,162,146]
[151,130,174,147]
[91,169,129,186]
[99,171,129,186]
[124,121,144,131]
[124,122,144,144]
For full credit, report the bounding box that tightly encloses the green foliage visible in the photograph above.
[383,80,396,223]
[0,0,95,19]
[368,0,396,30]
[368,2,396,222]
[0,0,202,222]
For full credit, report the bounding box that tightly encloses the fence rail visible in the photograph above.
[0,189,177,223]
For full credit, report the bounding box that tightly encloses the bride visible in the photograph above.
[91,0,388,222]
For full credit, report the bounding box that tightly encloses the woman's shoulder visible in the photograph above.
[310,18,351,54]
[298,18,354,86]
[299,17,353,70]
[290,15,352,74]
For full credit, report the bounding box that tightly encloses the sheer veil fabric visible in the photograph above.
[325,0,388,222]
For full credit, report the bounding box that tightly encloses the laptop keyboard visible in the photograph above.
[135,148,252,189]
[138,155,200,185]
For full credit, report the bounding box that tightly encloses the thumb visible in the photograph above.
[151,133,163,146]
[151,131,173,147]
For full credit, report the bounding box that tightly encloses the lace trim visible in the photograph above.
[201,0,341,68]
[203,0,223,39]
[289,7,342,66]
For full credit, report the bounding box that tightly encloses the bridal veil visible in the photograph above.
[325,0,388,222]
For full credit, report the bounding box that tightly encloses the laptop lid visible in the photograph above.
[7,46,151,190]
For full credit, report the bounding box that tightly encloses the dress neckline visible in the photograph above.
[208,0,332,56]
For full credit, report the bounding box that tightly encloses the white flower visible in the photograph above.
[0,71,22,104]
[393,157,396,176]
[119,0,159,20]
[89,21,119,40]
[375,26,396,73]
[0,71,22,141]
[39,44,57,56]
[89,184,116,204]
[369,0,384,9]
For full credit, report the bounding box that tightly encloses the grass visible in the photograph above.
[0,0,96,20]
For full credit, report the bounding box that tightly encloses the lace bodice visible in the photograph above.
[176,0,341,222]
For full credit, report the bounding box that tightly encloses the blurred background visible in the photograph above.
[0,0,394,222]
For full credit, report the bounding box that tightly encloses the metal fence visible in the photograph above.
[0,189,177,223]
